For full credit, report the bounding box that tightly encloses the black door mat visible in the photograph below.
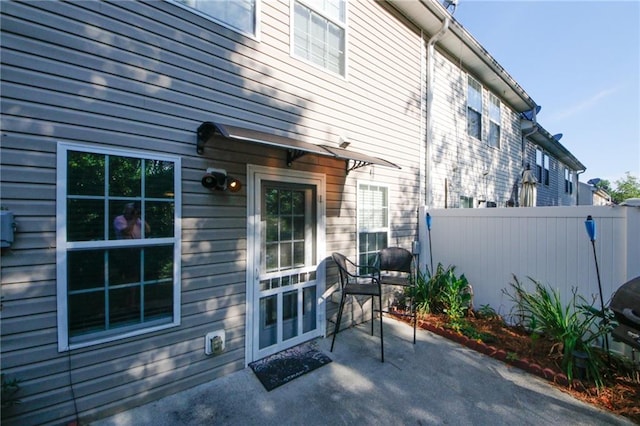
[249,342,332,391]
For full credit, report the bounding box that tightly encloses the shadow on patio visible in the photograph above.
[91,319,633,425]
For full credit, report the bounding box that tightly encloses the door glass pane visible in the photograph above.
[303,287,317,333]
[282,290,298,341]
[259,295,277,349]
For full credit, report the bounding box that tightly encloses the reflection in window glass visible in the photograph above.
[176,0,256,35]
[60,145,179,348]
[358,184,389,266]
[263,187,307,272]
[467,77,482,140]
[293,0,346,76]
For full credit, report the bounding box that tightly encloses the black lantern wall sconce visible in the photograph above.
[202,167,242,192]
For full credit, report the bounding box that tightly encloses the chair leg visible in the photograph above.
[379,294,384,362]
[370,297,374,336]
[411,294,417,344]
[330,293,347,352]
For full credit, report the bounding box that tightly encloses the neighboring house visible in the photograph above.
[522,122,585,206]
[578,182,613,205]
[0,1,585,424]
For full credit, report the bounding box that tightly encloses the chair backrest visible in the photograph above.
[332,252,350,288]
[376,247,414,274]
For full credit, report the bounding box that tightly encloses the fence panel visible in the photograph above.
[418,206,639,334]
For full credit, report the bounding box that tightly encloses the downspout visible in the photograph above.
[425,16,451,208]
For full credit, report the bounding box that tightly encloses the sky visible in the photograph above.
[451,0,640,185]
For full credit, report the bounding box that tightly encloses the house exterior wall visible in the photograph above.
[429,50,523,209]
[0,1,423,424]
[524,143,578,206]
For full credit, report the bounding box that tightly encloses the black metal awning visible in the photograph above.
[197,121,400,173]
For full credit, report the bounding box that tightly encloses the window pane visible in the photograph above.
[68,151,105,196]
[280,217,292,240]
[265,188,278,215]
[146,160,174,199]
[69,290,105,336]
[111,201,147,240]
[109,286,141,327]
[266,217,278,242]
[266,243,278,271]
[294,1,345,76]
[489,122,500,148]
[467,108,481,139]
[303,286,317,333]
[294,241,305,266]
[282,290,298,341]
[109,156,141,198]
[293,216,305,239]
[177,0,256,35]
[144,245,174,281]
[280,242,292,269]
[144,282,173,319]
[109,248,141,286]
[68,250,104,291]
[68,199,105,242]
[279,190,292,214]
[146,201,174,238]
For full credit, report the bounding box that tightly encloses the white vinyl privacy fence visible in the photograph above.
[417,205,640,341]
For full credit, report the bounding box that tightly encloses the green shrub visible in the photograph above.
[408,263,471,322]
[503,275,610,387]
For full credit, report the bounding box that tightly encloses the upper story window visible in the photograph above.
[293,0,346,76]
[565,168,573,194]
[357,182,388,267]
[536,149,550,186]
[56,143,181,351]
[467,76,482,140]
[488,93,501,148]
[175,0,257,36]
[460,195,474,208]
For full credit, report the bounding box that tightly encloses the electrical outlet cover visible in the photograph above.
[204,330,225,355]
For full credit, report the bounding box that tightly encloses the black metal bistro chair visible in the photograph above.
[330,252,384,362]
[375,247,417,344]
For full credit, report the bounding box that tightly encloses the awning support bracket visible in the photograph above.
[287,149,307,167]
[346,160,371,174]
[197,121,220,155]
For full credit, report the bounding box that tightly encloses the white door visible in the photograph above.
[246,166,326,362]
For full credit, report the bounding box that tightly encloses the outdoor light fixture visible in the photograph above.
[202,167,242,192]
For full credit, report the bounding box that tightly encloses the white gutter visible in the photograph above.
[425,16,450,208]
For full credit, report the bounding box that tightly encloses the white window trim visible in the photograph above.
[356,181,390,262]
[488,93,501,149]
[169,0,261,41]
[56,142,182,352]
[467,75,483,141]
[290,0,349,79]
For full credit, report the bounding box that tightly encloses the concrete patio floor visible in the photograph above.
[91,318,634,425]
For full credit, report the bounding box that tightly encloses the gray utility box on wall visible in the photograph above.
[1,210,15,248]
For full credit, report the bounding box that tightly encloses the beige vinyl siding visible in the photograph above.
[0,0,423,424]
[430,49,524,208]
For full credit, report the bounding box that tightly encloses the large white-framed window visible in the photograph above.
[488,93,501,148]
[357,182,388,267]
[467,76,482,140]
[292,0,346,76]
[56,143,182,351]
[173,0,258,37]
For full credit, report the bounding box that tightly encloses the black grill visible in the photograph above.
[610,276,640,350]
